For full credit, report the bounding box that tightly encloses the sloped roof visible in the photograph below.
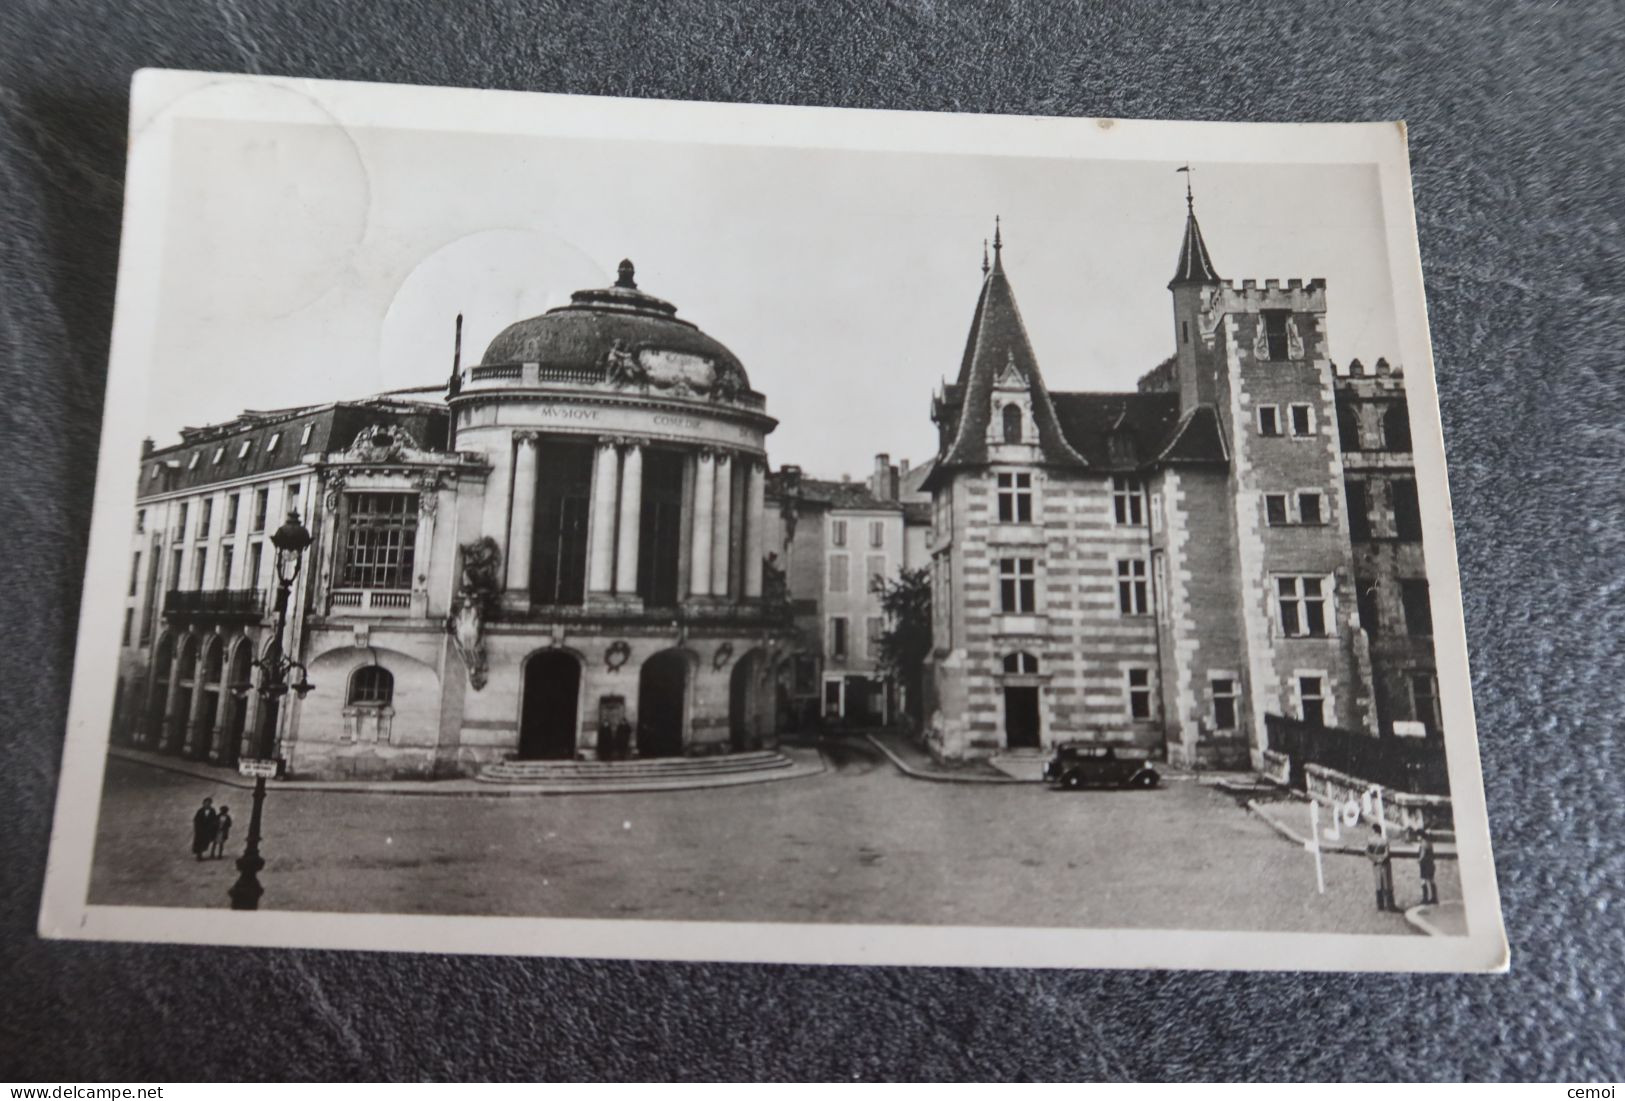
[764,473,902,512]
[1168,204,1220,287]
[1155,405,1230,465]
[1051,392,1180,470]
[933,247,1086,473]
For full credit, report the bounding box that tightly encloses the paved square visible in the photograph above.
[87,738,1455,935]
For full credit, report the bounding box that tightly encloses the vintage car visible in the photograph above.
[1041,743,1160,790]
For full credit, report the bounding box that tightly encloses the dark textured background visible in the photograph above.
[2,0,1622,1082]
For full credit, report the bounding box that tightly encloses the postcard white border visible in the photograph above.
[38,69,1507,973]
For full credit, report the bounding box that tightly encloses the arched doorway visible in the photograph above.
[169,634,199,754]
[520,650,581,759]
[197,638,224,760]
[222,640,252,765]
[729,649,765,752]
[638,649,690,757]
[145,633,174,746]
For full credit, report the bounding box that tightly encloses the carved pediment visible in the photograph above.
[343,423,427,464]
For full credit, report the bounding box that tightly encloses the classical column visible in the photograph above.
[710,451,733,597]
[209,656,236,762]
[744,458,767,598]
[588,439,620,594]
[689,450,716,596]
[183,640,212,757]
[615,442,644,595]
[505,432,540,597]
[480,436,515,583]
[159,639,186,752]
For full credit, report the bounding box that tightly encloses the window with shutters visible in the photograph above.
[340,493,419,590]
[828,553,850,594]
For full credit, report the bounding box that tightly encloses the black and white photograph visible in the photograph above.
[37,70,1506,972]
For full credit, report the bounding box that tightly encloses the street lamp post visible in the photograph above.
[228,510,315,911]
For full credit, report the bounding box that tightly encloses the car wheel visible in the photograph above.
[1135,771,1159,789]
[1062,772,1083,790]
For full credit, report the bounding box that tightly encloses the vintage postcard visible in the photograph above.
[38,70,1507,971]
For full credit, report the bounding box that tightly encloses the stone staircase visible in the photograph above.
[477,749,793,786]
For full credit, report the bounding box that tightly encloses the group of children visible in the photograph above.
[1365,822,1439,912]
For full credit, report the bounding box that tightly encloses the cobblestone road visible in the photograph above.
[87,737,1456,934]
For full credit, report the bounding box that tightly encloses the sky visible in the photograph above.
[146,117,1397,479]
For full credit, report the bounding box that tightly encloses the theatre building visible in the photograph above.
[117,260,789,779]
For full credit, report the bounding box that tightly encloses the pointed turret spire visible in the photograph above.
[993,215,1003,261]
[1169,167,1219,287]
[981,238,990,276]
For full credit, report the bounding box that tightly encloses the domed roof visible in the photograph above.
[480,260,749,388]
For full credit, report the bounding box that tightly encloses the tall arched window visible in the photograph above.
[1003,652,1039,675]
[348,665,394,707]
[1002,403,1023,444]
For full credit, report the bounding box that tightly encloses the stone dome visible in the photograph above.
[479,259,750,388]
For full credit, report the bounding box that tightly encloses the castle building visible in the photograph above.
[920,203,1430,769]
[117,261,789,779]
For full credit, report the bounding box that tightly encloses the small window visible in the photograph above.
[1297,491,1323,525]
[1002,403,1023,444]
[1126,668,1153,720]
[829,616,849,661]
[1112,476,1145,526]
[1264,494,1289,526]
[823,679,842,715]
[122,608,134,647]
[1211,676,1239,730]
[191,547,208,590]
[1181,320,1190,345]
[266,432,281,452]
[1383,401,1413,452]
[219,544,235,588]
[348,666,394,707]
[149,466,161,482]
[128,552,141,597]
[1277,575,1330,638]
[226,494,240,534]
[868,520,885,549]
[828,554,850,593]
[1356,579,1380,637]
[1262,310,1291,361]
[238,440,252,459]
[188,453,200,470]
[831,519,848,548]
[135,509,146,534]
[248,542,263,591]
[1346,482,1372,542]
[1116,558,1149,615]
[1003,652,1039,675]
[1337,400,1362,451]
[213,447,225,465]
[1392,479,1422,541]
[997,472,1033,523]
[1401,579,1433,637]
[998,558,1036,614]
[1258,406,1282,437]
[1410,672,1440,734]
[175,502,189,542]
[198,499,212,540]
[1297,675,1327,726]
[1289,404,1314,437]
[252,488,269,532]
[300,423,314,447]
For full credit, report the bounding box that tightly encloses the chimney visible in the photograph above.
[140,437,155,459]
[871,453,891,500]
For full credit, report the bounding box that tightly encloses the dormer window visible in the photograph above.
[300,424,314,447]
[1001,403,1023,444]
[267,432,281,452]
[213,447,225,465]
[238,440,252,459]
[187,453,200,470]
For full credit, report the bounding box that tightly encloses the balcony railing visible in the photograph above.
[327,588,415,615]
[163,588,266,619]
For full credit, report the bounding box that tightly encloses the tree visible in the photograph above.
[870,565,932,723]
